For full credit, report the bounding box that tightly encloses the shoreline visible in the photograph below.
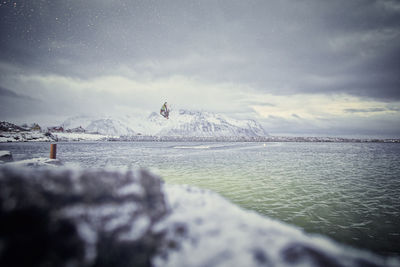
[1,131,400,143]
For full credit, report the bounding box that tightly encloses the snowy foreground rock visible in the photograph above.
[157,186,399,267]
[0,167,398,267]
[0,168,166,267]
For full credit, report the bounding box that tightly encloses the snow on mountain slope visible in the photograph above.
[150,109,268,137]
[62,116,135,136]
[86,119,136,136]
[61,110,268,138]
[62,115,94,130]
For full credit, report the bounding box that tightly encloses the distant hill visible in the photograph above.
[0,121,28,132]
[62,116,136,136]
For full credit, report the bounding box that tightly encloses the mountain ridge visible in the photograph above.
[60,109,268,137]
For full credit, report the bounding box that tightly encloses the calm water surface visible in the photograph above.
[1,141,400,257]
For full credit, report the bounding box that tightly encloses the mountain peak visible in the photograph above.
[61,109,268,138]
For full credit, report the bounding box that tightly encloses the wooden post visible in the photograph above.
[50,144,57,159]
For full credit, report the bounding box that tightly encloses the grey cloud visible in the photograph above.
[0,86,38,101]
[2,0,400,97]
[292,114,301,119]
[0,86,21,98]
[345,108,387,113]
[243,101,276,107]
[261,113,400,137]
[0,93,41,119]
[345,106,400,113]
[1,0,400,136]
[0,85,42,120]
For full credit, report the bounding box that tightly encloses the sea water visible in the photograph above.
[1,141,400,257]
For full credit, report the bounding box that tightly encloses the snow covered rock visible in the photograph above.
[0,151,13,162]
[0,122,56,142]
[66,126,86,133]
[0,168,167,267]
[0,131,56,142]
[0,121,28,132]
[155,185,398,267]
[0,167,397,267]
[4,157,62,168]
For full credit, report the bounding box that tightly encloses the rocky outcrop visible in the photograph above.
[0,168,167,267]
[0,121,28,132]
[0,151,13,162]
[0,121,57,142]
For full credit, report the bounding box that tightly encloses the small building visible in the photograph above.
[31,123,41,131]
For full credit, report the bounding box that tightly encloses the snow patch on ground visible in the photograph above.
[53,132,111,141]
[172,145,212,149]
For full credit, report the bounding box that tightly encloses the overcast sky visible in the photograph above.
[1,0,400,137]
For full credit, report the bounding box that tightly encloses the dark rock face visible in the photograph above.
[0,151,13,162]
[0,168,168,267]
[282,243,344,267]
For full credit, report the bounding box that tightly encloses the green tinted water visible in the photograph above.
[2,141,400,257]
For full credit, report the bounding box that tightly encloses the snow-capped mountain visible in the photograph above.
[61,110,268,138]
[144,109,268,137]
